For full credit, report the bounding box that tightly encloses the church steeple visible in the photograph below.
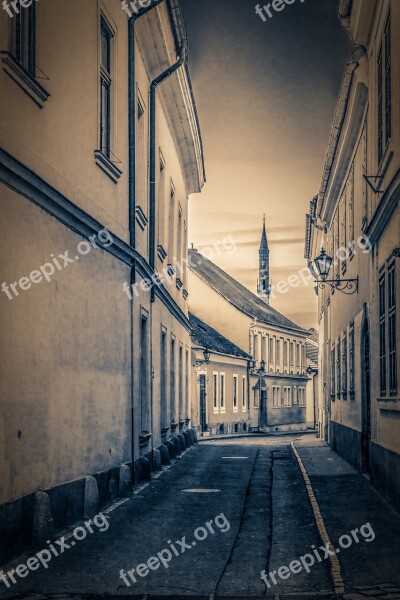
[257,215,271,304]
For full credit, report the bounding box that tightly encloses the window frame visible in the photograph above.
[242,376,247,412]
[212,372,219,413]
[379,271,387,396]
[99,16,113,160]
[272,385,281,409]
[220,373,225,413]
[388,262,397,396]
[233,375,238,412]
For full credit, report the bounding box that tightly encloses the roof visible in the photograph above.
[188,249,307,336]
[189,313,250,360]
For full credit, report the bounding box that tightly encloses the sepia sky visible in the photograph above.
[182,0,352,330]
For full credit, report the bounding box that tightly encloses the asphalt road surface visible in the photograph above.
[1,434,399,600]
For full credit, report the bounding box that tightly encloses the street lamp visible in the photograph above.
[203,347,211,364]
[313,248,358,295]
[257,360,267,431]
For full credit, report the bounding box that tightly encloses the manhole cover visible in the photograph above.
[181,488,222,493]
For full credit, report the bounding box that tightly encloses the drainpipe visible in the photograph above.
[149,49,186,269]
[127,0,168,479]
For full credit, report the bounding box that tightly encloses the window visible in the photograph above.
[388,263,397,395]
[213,373,218,412]
[100,18,113,158]
[185,349,189,418]
[9,2,35,76]
[272,386,281,408]
[377,13,392,163]
[379,273,386,396]
[168,182,175,260]
[233,375,238,412]
[276,339,281,371]
[136,92,147,213]
[336,339,341,399]
[342,334,347,398]
[283,387,292,407]
[284,340,288,371]
[298,387,306,407]
[293,386,298,405]
[290,341,294,371]
[242,376,247,411]
[330,345,335,399]
[377,48,383,163]
[220,374,225,412]
[384,15,392,145]
[349,324,355,399]
[347,166,354,258]
[296,343,301,372]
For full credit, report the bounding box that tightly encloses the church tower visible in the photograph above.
[257,215,271,304]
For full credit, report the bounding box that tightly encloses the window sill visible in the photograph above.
[94,150,122,184]
[1,51,50,108]
[378,398,399,411]
[157,245,167,262]
[134,205,148,229]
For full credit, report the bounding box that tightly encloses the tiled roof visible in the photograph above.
[189,313,250,360]
[188,249,307,335]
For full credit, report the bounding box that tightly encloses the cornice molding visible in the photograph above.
[0,149,191,331]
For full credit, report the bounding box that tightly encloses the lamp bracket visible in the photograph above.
[315,277,358,295]
[363,174,385,194]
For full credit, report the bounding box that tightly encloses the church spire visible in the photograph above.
[257,214,271,304]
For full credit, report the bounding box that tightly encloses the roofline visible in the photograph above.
[167,0,206,186]
[189,262,308,337]
[191,345,251,362]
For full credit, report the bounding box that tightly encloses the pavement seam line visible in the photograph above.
[291,441,345,598]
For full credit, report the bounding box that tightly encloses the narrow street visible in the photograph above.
[2,434,400,600]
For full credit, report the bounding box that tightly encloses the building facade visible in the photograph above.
[189,313,251,436]
[188,249,309,433]
[0,0,204,561]
[305,0,399,509]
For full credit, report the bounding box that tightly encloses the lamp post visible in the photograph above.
[257,359,266,430]
[313,248,358,295]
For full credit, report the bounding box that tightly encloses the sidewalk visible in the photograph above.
[294,438,400,599]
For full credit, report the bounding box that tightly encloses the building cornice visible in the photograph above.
[135,2,205,196]
[0,149,191,332]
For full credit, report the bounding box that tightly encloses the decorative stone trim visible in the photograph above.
[94,150,123,183]
[157,244,167,262]
[1,51,50,108]
[135,205,148,230]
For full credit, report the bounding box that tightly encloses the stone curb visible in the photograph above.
[291,440,345,597]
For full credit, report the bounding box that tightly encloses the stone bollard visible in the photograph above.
[138,456,151,482]
[188,429,195,445]
[183,431,191,448]
[84,476,100,518]
[108,476,118,500]
[152,449,162,472]
[178,433,186,451]
[165,440,176,460]
[32,491,54,546]
[159,444,171,466]
[173,436,182,457]
[191,428,198,443]
[119,465,132,497]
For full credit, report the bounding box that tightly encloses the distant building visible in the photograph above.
[189,313,251,436]
[188,249,309,433]
[304,1,400,510]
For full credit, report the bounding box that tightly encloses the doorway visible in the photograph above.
[199,374,207,432]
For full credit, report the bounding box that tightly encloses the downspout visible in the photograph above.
[149,49,186,269]
[127,0,168,478]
